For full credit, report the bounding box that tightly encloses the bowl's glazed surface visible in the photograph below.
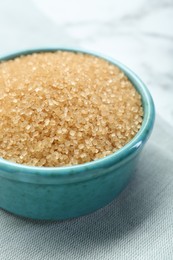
[0,48,155,220]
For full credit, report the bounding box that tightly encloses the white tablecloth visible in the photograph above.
[1,115,173,260]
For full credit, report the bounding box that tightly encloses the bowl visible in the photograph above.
[0,48,155,220]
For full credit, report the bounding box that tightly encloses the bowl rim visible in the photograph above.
[0,47,155,181]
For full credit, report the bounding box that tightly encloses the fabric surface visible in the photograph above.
[0,115,173,260]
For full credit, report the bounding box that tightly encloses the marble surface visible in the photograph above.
[0,0,173,126]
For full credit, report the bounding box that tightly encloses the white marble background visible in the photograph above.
[0,0,173,126]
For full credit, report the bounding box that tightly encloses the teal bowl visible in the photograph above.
[0,48,155,220]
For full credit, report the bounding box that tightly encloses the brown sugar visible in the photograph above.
[0,52,143,167]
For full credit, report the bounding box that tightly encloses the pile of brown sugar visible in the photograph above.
[0,52,143,167]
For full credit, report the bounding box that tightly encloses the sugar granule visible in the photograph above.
[0,52,143,166]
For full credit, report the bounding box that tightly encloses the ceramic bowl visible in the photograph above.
[0,48,155,220]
